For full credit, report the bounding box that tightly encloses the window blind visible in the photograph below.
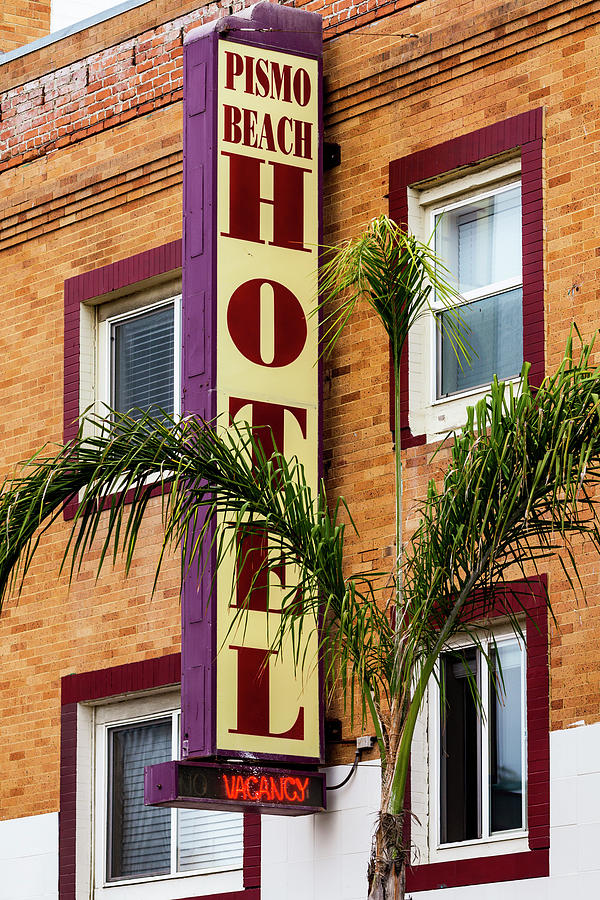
[112,303,175,419]
[108,719,171,880]
[178,808,244,872]
[107,715,244,883]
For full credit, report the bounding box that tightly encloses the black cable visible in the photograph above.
[326,749,361,790]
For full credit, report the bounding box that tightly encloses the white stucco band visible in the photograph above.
[262,723,600,900]
[0,812,58,900]
[410,721,600,900]
[261,761,381,900]
[5,724,600,900]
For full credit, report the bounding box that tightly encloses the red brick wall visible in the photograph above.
[0,0,50,54]
[1,0,600,821]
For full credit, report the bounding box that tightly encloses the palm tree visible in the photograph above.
[1,218,600,899]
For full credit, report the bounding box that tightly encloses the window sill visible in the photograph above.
[428,831,529,865]
[94,869,244,900]
[94,869,243,900]
[104,865,243,888]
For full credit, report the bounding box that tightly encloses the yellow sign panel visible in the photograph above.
[215,41,320,759]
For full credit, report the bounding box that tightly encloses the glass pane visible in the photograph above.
[435,185,522,294]
[490,641,524,833]
[108,719,171,880]
[440,648,480,843]
[112,304,174,419]
[438,288,523,396]
[177,809,244,873]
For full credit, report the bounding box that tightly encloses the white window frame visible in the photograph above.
[412,625,529,867]
[75,689,244,900]
[407,158,522,441]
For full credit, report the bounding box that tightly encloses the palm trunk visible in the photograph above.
[366,357,408,900]
[394,358,403,612]
[367,807,407,900]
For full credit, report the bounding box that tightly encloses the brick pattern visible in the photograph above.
[0,0,50,54]
[1,0,600,832]
[0,0,419,176]
[0,2,233,174]
[0,71,186,817]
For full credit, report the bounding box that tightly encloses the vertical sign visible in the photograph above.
[180,3,323,765]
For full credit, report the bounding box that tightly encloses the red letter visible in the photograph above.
[294,120,312,160]
[257,114,276,153]
[259,776,272,801]
[235,774,247,800]
[246,776,259,800]
[283,777,299,802]
[244,54,254,94]
[229,645,304,740]
[297,777,309,802]
[270,62,291,102]
[221,153,310,251]
[223,774,236,800]
[269,776,284,802]
[229,396,307,469]
[225,51,244,90]
[223,104,242,145]
[227,279,307,368]
[242,108,259,148]
[277,116,294,155]
[255,58,270,97]
[292,68,311,106]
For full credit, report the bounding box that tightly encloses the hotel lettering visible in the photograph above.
[214,40,320,761]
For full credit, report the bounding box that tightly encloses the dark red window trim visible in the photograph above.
[62,240,182,519]
[59,654,260,900]
[388,108,544,447]
[406,576,549,892]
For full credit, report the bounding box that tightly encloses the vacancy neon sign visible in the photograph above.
[223,773,310,804]
[145,760,326,816]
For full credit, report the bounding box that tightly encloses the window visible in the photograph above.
[389,110,544,449]
[96,292,181,421]
[406,579,550,892]
[439,635,526,846]
[405,158,524,440]
[433,182,523,398]
[92,690,245,898]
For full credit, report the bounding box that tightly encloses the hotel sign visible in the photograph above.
[175,3,324,780]
[145,760,326,816]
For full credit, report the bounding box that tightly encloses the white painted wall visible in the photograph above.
[6,725,600,900]
[410,722,600,900]
[263,724,600,899]
[0,812,58,900]
[261,761,380,900]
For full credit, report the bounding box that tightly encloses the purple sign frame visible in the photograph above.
[145,759,326,816]
[180,2,324,764]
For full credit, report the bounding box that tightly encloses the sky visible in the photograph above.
[50,0,138,33]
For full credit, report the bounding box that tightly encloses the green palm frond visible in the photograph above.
[390,329,600,809]
[318,215,470,367]
[0,410,388,727]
